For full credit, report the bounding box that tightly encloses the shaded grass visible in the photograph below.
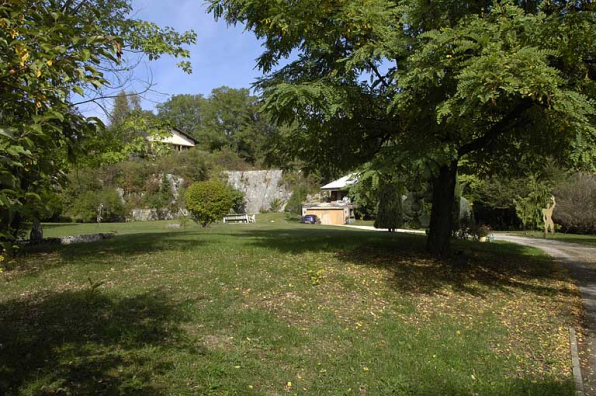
[502,230,596,247]
[1,214,583,395]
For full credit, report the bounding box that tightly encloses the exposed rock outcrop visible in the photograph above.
[225,170,292,214]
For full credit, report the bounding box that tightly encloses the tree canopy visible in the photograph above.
[209,0,596,257]
[157,87,274,165]
[0,0,195,243]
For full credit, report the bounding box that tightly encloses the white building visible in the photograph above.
[147,127,198,151]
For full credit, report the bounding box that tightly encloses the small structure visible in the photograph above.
[320,174,358,201]
[302,202,355,225]
[148,127,198,151]
[302,174,357,225]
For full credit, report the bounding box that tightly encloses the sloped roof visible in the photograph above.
[171,127,199,144]
[321,173,359,191]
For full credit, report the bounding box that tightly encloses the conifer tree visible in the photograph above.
[374,179,403,233]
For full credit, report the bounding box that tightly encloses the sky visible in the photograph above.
[79,0,268,119]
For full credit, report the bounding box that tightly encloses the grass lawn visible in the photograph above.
[1,213,583,395]
[502,230,596,247]
[353,219,375,227]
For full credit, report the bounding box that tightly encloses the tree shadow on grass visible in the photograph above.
[0,289,197,396]
[226,227,576,299]
[18,225,576,299]
[16,231,208,275]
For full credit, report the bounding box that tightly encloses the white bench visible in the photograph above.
[223,214,256,224]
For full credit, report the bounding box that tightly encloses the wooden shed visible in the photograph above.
[302,203,354,225]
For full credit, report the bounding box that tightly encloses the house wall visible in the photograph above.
[304,208,347,225]
[148,130,195,147]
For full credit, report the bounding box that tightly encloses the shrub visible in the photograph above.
[230,188,246,214]
[553,173,596,234]
[211,148,254,171]
[38,191,64,221]
[156,149,214,182]
[374,180,404,232]
[285,186,307,214]
[69,189,126,223]
[142,175,174,210]
[185,180,233,227]
[269,198,283,212]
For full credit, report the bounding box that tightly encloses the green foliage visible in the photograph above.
[513,177,552,230]
[70,189,126,223]
[185,181,233,227]
[285,187,307,215]
[0,0,195,241]
[38,191,64,222]
[79,109,173,168]
[348,170,378,220]
[469,164,567,230]
[157,94,206,136]
[142,175,174,210]
[211,148,254,171]
[269,198,283,212]
[374,179,404,231]
[307,268,325,286]
[229,188,246,214]
[156,149,218,183]
[157,88,275,165]
[209,0,596,255]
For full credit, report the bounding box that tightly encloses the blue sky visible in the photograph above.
[80,0,267,118]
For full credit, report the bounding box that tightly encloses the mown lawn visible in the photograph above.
[0,214,583,395]
[503,230,596,247]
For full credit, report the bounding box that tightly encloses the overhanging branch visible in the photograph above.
[458,99,533,157]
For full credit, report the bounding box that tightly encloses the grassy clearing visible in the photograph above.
[502,230,596,247]
[1,214,583,395]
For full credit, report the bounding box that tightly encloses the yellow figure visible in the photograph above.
[542,196,556,237]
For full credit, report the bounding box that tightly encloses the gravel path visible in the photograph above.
[494,235,596,395]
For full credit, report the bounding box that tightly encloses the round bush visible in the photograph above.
[185,180,233,227]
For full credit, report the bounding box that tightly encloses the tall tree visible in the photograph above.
[110,90,131,128]
[157,94,206,136]
[0,0,195,243]
[158,87,273,164]
[209,0,596,257]
[374,177,404,232]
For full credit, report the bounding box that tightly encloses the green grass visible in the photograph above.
[502,230,596,247]
[1,213,582,395]
[353,219,375,227]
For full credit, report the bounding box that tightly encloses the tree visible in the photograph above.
[110,90,131,128]
[0,0,195,245]
[209,0,596,257]
[157,88,273,165]
[157,94,206,136]
[185,180,233,227]
[374,178,404,232]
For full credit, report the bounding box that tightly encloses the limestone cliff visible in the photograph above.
[225,170,292,214]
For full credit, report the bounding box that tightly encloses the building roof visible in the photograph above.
[321,174,359,191]
[171,127,199,144]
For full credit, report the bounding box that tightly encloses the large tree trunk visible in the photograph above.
[427,161,458,259]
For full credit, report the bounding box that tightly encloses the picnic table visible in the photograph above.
[223,214,256,224]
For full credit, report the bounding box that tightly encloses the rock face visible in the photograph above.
[225,170,292,214]
[165,174,185,201]
[130,208,182,221]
